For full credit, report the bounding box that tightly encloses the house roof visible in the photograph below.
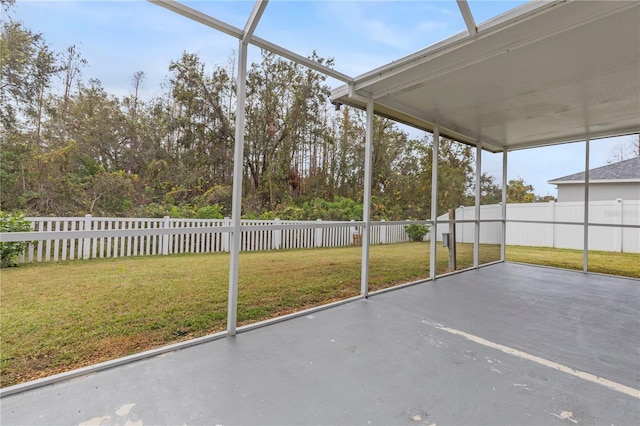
[331,0,640,153]
[548,157,640,184]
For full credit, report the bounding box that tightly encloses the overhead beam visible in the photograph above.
[150,0,243,38]
[456,0,477,35]
[243,0,268,44]
[149,0,353,83]
[251,35,353,82]
[331,90,507,152]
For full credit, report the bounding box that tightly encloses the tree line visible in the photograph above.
[1,2,541,221]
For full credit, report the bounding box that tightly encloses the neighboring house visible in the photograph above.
[548,157,640,202]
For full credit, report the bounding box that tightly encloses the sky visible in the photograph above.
[6,0,637,197]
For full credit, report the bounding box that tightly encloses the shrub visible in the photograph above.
[196,204,224,219]
[0,212,31,267]
[404,223,430,242]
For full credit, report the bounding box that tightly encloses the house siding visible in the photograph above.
[557,182,640,202]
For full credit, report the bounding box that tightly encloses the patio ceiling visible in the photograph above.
[331,0,640,152]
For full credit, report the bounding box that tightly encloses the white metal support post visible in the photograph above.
[474,142,482,268]
[227,0,266,336]
[360,97,374,297]
[429,124,440,280]
[583,138,590,273]
[501,149,508,261]
[227,39,248,336]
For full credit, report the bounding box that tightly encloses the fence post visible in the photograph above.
[350,219,358,246]
[82,214,92,260]
[222,217,231,252]
[457,206,465,243]
[380,219,387,244]
[162,216,170,255]
[616,198,623,252]
[448,209,457,272]
[315,219,323,248]
[274,218,282,250]
[549,200,555,248]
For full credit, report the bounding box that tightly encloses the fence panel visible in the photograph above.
[8,204,637,265]
[437,200,639,252]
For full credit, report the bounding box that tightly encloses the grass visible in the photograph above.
[1,243,638,387]
[506,245,640,277]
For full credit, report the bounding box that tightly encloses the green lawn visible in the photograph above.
[1,243,637,387]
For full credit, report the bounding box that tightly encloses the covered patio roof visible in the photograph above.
[1,0,638,410]
[331,0,640,152]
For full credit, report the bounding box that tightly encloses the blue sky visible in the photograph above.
[8,0,635,197]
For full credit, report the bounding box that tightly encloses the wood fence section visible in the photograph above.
[14,217,411,264]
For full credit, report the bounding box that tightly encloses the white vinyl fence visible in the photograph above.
[438,199,640,253]
[7,217,414,264]
[5,199,638,264]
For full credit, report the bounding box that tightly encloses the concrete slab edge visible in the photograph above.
[367,260,505,297]
[0,331,228,398]
[236,295,364,334]
[1,295,365,398]
[505,260,640,282]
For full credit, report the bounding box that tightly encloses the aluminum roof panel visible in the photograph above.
[331,0,640,151]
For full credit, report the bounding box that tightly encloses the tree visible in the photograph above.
[507,178,535,203]
[478,173,502,205]
[1,15,496,220]
[52,79,128,170]
[24,141,84,215]
[166,52,234,189]
[608,134,640,163]
[0,21,58,134]
[244,51,333,210]
[437,138,474,212]
[1,0,15,13]
[83,169,137,216]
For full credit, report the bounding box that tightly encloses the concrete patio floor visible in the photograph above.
[1,262,639,425]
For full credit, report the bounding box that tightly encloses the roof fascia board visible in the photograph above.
[475,0,560,32]
[149,0,353,83]
[456,0,477,35]
[549,179,640,185]
[333,94,505,153]
[243,0,268,45]
[374,97,486,146]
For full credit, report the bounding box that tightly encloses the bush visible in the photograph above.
[0,212,31,267]
[196,204,224,219]
[404,223,430,242]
